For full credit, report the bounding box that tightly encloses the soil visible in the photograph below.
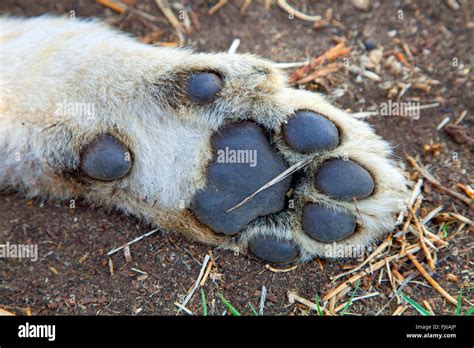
[0,0,472,316]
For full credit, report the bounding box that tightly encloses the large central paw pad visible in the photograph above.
[191,122,292,235]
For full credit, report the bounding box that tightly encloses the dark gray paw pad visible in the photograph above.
[314,159,374,201]
[249,237,299,263]
[283,111,339,153]
[80,134,132,181]
[187,72,222,103]
[191,122,292,235]
[302,204,356,242]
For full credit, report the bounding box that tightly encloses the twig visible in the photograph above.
[277,0,322,21]
[453,110,467,125]
[99,0,163,24]
[155,0,184,45]
[409,207,436,271]
[265,264,298,273]
[457,184,474,200]
[107,228,160,256]
[401,42,414,61]
[96,0,126,14]
[408,225,439,251]
[288,292,330,315]
[176,255,211,314]
[123,245,132,263]
[423,300,435,315]
[397,83,412,101]
[417,103,440,111]
[406,253,457,306]
[408,179,423,209]
[392,305,407,315]
[312,42,350,66]
[352,111,380,119]
[0,308,15,316]
[333,292,380,313]
[241,0,252,13]
[386,259,396,295]
[272,61,310,69]
[406,155,472,206]
[208,0,228,15]
[190,9,201,31]
[348,65,382,82]
[421,205,443,225]
[450,212,473,225]
[436,116,451,130]
[291,42,350,82]
[199,253,214,286]
[259,285,267,316]
[228,39,241,54]
[108,258,114,276]
[174,302,193,315]
[295,62,341,84]
[264,0,272,10]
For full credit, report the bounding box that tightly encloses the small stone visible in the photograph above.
[363,39,377,50]
[352,0,371,11]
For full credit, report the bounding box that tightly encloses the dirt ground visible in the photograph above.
[0,0,472,316]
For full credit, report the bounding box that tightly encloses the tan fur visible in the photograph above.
[0,16,407,261]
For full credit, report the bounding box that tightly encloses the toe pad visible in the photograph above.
[249,237,298,263]
[302,204,356,242]
[283,111,339,153]
[80,134,132,181]
[314,159,374,201]
[187,72,222,103]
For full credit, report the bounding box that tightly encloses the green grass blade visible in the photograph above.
[314,294,323,316]
[441,224,449,238]
[340,279,361,316]
[248,302,258,316]
[218,293,241,316]
[455,289,463,316]
[463,306,474,316]
[200,288,208,316]
[398,291,432,316]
